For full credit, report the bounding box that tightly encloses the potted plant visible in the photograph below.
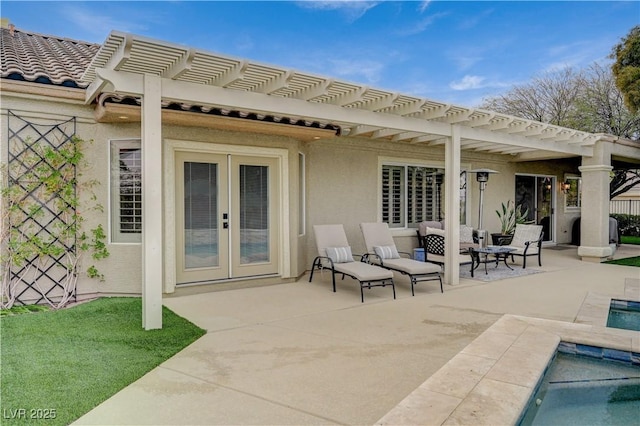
[492,200,530,245]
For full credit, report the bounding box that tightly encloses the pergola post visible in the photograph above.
[142,74,163,330]
[578,139,613,262]
[444,125,461,285]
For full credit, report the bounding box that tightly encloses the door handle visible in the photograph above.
[223,222,229,229]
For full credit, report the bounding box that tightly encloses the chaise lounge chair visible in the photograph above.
[359,222,443,295]
[498,224,544,269]
[309,224,395,302]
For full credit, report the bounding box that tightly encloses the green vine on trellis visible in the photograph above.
[1,135,109,309]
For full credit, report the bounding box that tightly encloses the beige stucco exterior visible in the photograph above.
[1,81,633,308]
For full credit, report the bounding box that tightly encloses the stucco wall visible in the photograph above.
[304,137,581,270]
[2,91,583,302]
[2,93,309,298]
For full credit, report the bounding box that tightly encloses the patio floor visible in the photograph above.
[74,245,640,425]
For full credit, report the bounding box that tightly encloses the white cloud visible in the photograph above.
[449,75,485,91]
[62,5,154,41]
[457,8,494,30]
[418,1,432,14]
[295,0,380,21]
[397,12,449,36]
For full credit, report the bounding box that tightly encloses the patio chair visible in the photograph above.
[421,229,473,271]
[498,224,544,269]
[359,222,442,295]
[416,222,479,252]
[309,224,395,302]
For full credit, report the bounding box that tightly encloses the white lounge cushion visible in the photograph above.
[381,258,441,275]
[333,261,393,281]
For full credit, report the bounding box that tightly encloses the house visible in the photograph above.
[2,22,639,328]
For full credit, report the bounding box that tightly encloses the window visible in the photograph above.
[382,164,446,228]
[110,140,142,243]
[564,176,581,209]
[460,171,467,224]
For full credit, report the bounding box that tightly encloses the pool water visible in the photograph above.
[519,353,640,425]
[607,300,640,332]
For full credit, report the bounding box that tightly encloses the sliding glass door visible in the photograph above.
[515,174,555,242]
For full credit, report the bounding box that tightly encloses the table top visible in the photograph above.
[472,246,516,254]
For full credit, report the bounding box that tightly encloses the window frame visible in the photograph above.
[379,157,469,232]
[109,139,142,244]
[564,175,582,211]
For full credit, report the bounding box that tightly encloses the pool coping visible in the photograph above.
[376,278,640,426]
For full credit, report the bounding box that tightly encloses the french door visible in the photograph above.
[175,152,279,284]
[515,175,555,243]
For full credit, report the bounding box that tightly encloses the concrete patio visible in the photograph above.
[75,245,640,425]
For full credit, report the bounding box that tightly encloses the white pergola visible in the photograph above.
[82,31,612,330]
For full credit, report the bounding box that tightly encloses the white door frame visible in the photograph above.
[163,138,290,293]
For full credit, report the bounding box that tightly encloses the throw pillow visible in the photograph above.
[326,246,354,263]
[374,245,400,259]
[460,225,474,243]
[425,226,445,237]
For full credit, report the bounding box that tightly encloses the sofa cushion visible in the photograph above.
[418,221,444,236]
[425,227,446,237]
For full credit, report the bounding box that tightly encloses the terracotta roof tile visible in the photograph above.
[1,27,99,88]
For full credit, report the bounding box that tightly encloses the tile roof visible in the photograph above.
[98,93,340,132]
[1,26,100,88]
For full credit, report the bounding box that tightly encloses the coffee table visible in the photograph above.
[469,246,516,277]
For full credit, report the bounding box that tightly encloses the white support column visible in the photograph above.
[142,74,163,330]
[578,140,613,262]
[444,125,461,285]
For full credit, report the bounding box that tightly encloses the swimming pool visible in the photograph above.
[607,299,640,332]
[519,346,640,425]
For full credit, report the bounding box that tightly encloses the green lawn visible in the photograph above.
[606,235,640,266]
[605,256,640,267]
[1,297,206,425]
[621,235,640,245]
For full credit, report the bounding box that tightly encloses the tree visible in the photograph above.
[572,63,640,140]
[611,169,640,199]
[611,25,640,114]
[481,67,583,126]
[480,63,640,198]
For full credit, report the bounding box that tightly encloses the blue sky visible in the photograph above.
[2,1,638,107]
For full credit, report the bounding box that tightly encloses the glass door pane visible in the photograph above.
[515,175,536,223]
[239,164,269,264]
[231,156,279,278]
[175,152,229,284]
[515,175,554,243]
[537,177,554,242]
[184,162,218,268]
